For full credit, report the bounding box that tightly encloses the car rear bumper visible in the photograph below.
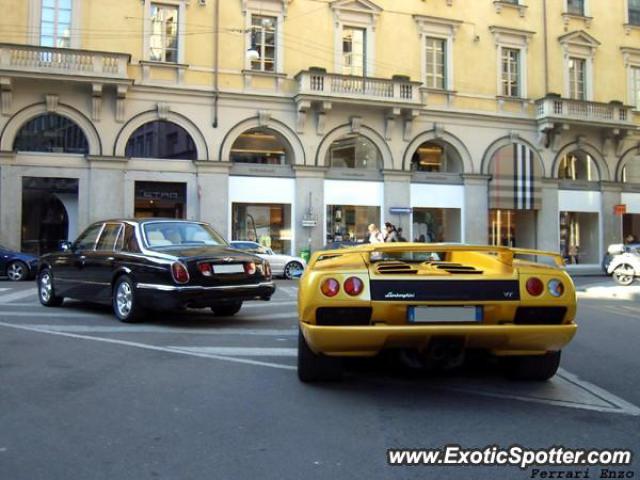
[136,281,276,309]
[300,322,577,357]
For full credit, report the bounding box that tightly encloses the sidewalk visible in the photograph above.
[572,275,640,302]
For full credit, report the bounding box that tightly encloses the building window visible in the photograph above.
[41,0,72,48]
[125,121,196,160]
[568,57,586,100]
[13,114,88,154]
[230,128,290,165]
[501,48,520,97]
[630,0,640,25]
[250,15,277,72]
[413,208,461,243]
[232,203,291,254]
[134,182,187,219]
[558,151,599,182]
[326,205,380,244]
[632,66,640,110]
[560,211,599,264]
[410,141,463,173]
[326,134,381,170]
[342,27,366,76]
[567,0,585,15]
[149,3,179,63]
[425,37,446,89]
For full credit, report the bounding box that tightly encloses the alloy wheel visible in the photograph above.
[40,272,52,303]
[116,281,133,318]
[7,262,26,281]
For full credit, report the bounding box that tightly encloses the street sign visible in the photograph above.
[614,204,627,216]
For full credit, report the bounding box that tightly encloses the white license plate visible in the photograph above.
[408,306,482,323]
[212,264,244,274]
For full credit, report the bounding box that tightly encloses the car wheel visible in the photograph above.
[38,269,64,307]
[113,275,145,323]
[297,329,342,382]
[284,261,303,280]
[503,351,561,381]
[613,264,635,286]
[211,301,243,317]
[7,261,28,281]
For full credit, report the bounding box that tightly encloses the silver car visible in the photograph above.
[230,241,306,279]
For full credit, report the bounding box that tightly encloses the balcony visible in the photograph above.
[0,43,130,83]
[535,95,636,130]
[295,70,422,110]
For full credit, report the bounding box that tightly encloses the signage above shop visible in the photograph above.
[302,219,318,227]
[389,207,412,215]
[614,204,627,216]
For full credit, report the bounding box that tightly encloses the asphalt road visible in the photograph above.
[0,276,638,480]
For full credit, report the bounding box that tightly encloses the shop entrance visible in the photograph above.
[412,208,461,243]
[21,177,79,255]
[134,181,186,219]
[232,203,292,254]
[489,209,537,248]
[623,214,640,242]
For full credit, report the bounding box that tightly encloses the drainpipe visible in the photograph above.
[213,0,220,128]
[543,0,549,94]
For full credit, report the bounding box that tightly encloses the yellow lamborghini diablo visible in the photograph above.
[297,243,577,383]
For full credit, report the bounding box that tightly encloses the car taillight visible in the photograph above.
[548,279,564,297]
[171,262,190,284]
[198,262,212,277]
[244,262,256,275]
[344,277,363,296]
[526,277,544,296]
[320,278,340,297]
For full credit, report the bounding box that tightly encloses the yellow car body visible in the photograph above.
[297,243,577,382]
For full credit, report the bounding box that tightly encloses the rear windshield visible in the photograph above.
[143,222,226,249]
[370,251,444,263]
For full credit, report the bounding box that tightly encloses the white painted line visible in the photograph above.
[278,287,298,298]
[0,321,296,371]
[242,301,297,308]
[0,288,10,292]
[22,324,298,336]
[169,346,296,357]
[0,311,297,321]
[0,288,37,304]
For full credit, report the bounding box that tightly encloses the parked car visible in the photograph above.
[297,243,577,382]
[602,243,640,276]
[606,244,640,286]
[37,219,275,322]
[229,241,306,279]
[0,244,38,281]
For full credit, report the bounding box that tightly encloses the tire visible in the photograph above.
[612,264,635,286]
[211,301,243,317]
[38,269,64,307]
[503,351,561,381]
[7,261,29,281]
[112,275,145,323]
[297,329,342,382]
[284,261,303,280]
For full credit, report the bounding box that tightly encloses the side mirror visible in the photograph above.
[60,241,73,252]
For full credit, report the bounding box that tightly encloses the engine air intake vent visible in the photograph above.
[375,261,418,275]
[429,262,483,275]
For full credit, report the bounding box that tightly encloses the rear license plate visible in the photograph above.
[212,264,244,274]
[407,306,483,323]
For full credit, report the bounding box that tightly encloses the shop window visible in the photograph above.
[230,128,290,165]
[125,121,196,160]
[489,209,537,249]
[14,114,88,154]
[232,203,291,254]
[413,208,461,243]
[326,134,382,170]
[558,151,599,182]
[326,205,380,244]
[411,141,463,173]
[134,181,186,219]
[560,211,599,264]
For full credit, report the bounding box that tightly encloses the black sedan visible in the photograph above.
[0,244,38,281]
[37,219,275,322]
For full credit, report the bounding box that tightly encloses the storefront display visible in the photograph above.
[326,205,380,243]
[412,208,461,242]
[232,203,291,254]
[559,211,599,264]
[489,209,537,248]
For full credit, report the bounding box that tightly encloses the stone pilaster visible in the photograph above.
[462,174,491,244]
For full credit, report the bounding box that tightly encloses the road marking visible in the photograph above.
[0,288,10,292]
[21,324,298,336]
[0,311,297,321]
[278,286,298,298]
[3,300,298,308]
[170,346,296,357]
[0,289,37,304]
[0,321,296,371]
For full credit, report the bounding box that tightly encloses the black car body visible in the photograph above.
[0,244,38,281]
[37,219,275,321]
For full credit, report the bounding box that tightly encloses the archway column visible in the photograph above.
[601,181,623,246]
[293,166,326,254]
[383,170,412,239]
[86,156,128,224]
[537,178,560,253]
[462,174,491,244]
[196,162,231,239]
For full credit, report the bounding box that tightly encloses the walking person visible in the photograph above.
[368,224,385,244]
[384,222,399,242]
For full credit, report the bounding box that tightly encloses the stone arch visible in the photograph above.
[316,124,392,169]
[220,116,305,165]
[0,103,102,156]
[114,110,208,160]
[402,129,473,173]
[615,144,640,183]
[551,140,609,181]
[481,135,545,178]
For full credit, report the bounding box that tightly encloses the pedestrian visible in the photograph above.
[397,228,407,242]
[368,224,384,244]
[624,234,637,244]
[384,222,399,242]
